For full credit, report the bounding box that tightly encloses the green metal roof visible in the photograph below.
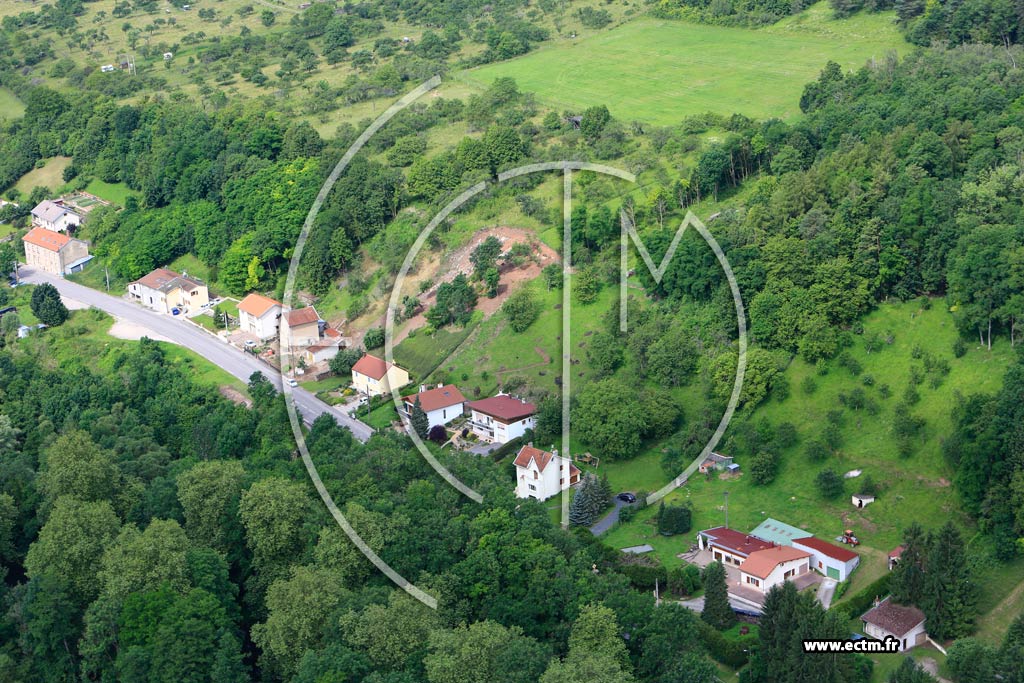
[749,518,811,546]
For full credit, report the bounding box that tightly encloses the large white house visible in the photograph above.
[861,598,927,652]
[128,267,209,314]
[738,545,811,594]
[31,199,81,233]
[466,394,536,444]
[792,536,860,581]
[237,293,283,341]
[513,444,580,502]
[402,384,466,429]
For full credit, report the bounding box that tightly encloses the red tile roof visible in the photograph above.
[740,546,811,579]
[466,395,536,422]
[23,226,71,252]
[285,306,319,326]
[861,598,926,637]
[402,384,466,412]
[699,527,773,557]
[352,354,392,380]
[513,445,579,476]
[238,293,281,317]
[889,546,905,559]
[792,536,858,563]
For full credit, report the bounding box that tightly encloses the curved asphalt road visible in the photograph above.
[19,266,374,442]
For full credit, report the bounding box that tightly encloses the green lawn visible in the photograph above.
[0,87,24,120]
[459,4,906,124]
[14,157,72,195]
[18,303,246,394]
[84,179,138,207]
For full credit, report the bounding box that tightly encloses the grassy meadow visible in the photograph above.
[459,3,907,124]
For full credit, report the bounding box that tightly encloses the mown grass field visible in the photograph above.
[459,3,907,124]
[14,157,72,195]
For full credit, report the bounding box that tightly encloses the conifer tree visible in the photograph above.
[410,397,429,439]
[700,561,736,631]
[890,522,927,605]
[921,521,975,639]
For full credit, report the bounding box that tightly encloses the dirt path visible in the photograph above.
[373,227,559,346]
[495,346,553,376]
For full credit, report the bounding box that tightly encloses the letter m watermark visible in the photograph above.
[619,210,708,332]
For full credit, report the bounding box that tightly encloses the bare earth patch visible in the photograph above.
[379,226,559,345]
[219,386,252,408]
[108,320,176,343]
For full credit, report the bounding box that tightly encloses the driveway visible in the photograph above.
[21,266,374,442]
[816,578,838,609]
[591,497,632,535]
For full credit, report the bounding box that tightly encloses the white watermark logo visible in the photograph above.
[283,78,746,609]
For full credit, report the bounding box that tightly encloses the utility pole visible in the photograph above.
[104,264,110,292]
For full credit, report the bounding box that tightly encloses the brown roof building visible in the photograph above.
[861,598,927,651]
[466,394,537,444]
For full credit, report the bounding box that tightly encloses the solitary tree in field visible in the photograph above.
[30,283,68,327]
[701,561,735,630]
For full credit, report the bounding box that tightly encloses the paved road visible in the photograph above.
[680,594,764,615]
[21,266,374,442]
[590,497,632,535]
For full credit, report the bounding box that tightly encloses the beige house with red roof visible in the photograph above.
[128,267,209,314]
[351,353,409,396]
[738,545,811,593]
[280,306,320,354]
[466,394,536,444]
[22,227,91,276]
[238,293,282,340]
[402,384,466,429]
[514,444,580,501]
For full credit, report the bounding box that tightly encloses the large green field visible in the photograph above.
[459,3,907,124]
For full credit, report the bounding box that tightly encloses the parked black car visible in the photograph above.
[616,492,637,503]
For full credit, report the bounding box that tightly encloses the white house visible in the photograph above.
[237,293,282,341]
[402,384,466,429]
[128,267,209,314]
[861,598,927,652]
[738,545,811,593]
[791,536,860,581]
[852,494,876,509]
[466,394,536,444]
[513,444,580,502]
[351,354,410,397]
[31,199,81,233]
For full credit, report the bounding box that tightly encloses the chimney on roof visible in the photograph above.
[552,449,558,458]
[437,383,443,389]
[528,441,533,447]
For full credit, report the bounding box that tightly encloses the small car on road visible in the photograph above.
[616,492,637,504]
